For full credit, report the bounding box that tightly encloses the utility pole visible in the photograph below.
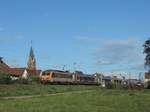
[129,72,131,88]
[98,73,103,86]
[139,72,142,82]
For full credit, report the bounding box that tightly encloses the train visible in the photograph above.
[40,70,101,85]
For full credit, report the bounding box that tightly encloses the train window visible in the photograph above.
[42,72,50,76]
[42,72,46,76]
[52,73,72,78]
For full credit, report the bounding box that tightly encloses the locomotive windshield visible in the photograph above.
[42,72,50,76]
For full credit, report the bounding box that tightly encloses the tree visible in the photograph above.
[143,38,150,72]
[0,73,12,84]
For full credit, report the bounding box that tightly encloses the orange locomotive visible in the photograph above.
[40,70,74,84]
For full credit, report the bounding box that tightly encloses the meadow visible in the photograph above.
[0,84,99,97]
[0,86,150,112]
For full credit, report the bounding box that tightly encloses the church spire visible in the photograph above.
[27,42,36,69]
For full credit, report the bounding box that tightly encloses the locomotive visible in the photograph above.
[40,70,100,85]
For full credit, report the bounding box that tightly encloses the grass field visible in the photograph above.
[0,84,99,97]
[0,87,150,112]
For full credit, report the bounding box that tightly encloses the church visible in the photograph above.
[0,46,42,79]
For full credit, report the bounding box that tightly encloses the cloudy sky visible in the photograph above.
[0,0,149,75]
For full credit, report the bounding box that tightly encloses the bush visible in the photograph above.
[29,76,40,83]
[15,76,40,84]
[105,82,123,89]
[16,77,30,84]
[146,81,150,89]
[105,82,115,89]
[0,73,12,84]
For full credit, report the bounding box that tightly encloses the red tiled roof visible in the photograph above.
[0,59,10,68]
[9,68,25,76]
[26,68,41,76]
[0,67,10,74]
[0,59,41,76]
[7,68,41,76]
[0,59,10,74]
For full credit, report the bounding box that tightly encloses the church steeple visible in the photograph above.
[27,43,36,69]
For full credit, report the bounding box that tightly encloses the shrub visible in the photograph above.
[29,76,40,83]
[15,76,40,84]
[146,81,150,89]
[16,77,30,84]
[105,82,123,89]
[0,73,12,84]
[105,82,114,89]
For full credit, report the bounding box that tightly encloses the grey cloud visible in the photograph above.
[96,60,115,66]
[74,36,145,72]
[74,36,103,44]
[129,63,145,72]
[93,37,145,71]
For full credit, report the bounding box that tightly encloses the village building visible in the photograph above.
[0,46,42,79]
[144,72,150,88]
[145,72,150,82]
[93,73,123,87]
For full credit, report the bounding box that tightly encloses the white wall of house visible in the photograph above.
[144,79,150,82]
[22,69,28,79]
[10,76,19,80]
[144,78,150,88]
[39,71,42,77]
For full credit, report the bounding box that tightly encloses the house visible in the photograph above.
[0,57,10,73]
[112,76,122,84]
[10,68,42,79]
[0,57,24,78]
[21,68,42,79]
[145,72,150,82]
[0,45,42,79]
[9,68,25,80]
[144,72,150,88]
[102,75,123,87]
[93,72,123,87]
[0,57,42,80]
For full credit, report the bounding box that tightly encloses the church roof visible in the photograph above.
[28,46,36,69]
[29,46,35,59]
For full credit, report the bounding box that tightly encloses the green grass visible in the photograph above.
[0,89,150,112]
[0,84,99,97]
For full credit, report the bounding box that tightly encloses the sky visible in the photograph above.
[0,0,150,77]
